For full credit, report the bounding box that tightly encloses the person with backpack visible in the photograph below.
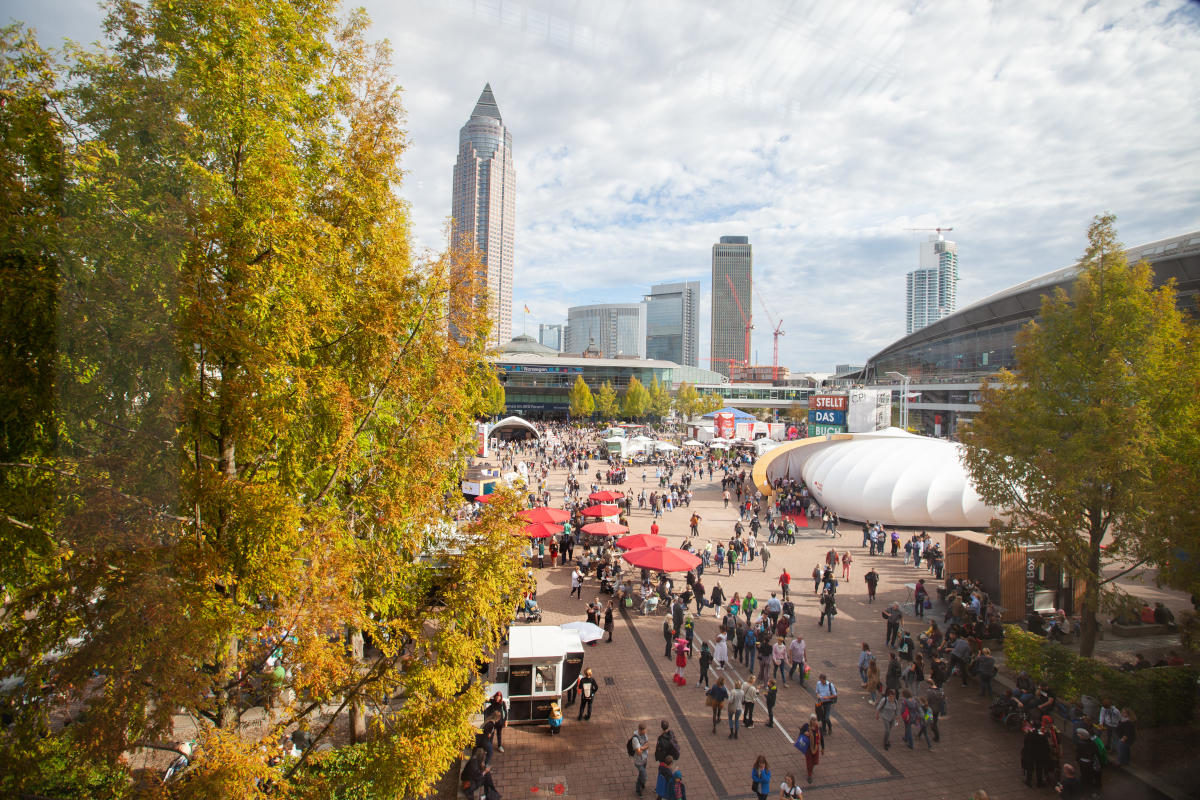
[797,714,821,783]
[629,722,650,796]
[654,719,681,764]
[899,688,924,749]
[655,756,675,800]
[925,682,947,743]
[707,676,729,733]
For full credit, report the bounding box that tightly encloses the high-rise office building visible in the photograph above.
[645,281,700,367]
[538,323,564,352]
[905,234,958,334]
[710,236,753,377]
[451,84,515,346]
[565,304,647,359]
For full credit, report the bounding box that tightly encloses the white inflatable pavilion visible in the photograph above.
[752,428,1000,529]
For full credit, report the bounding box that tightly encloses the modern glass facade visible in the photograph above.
[905,235,958,334]
[538,323,563,352]
[564,303,647,358]
[711,236,752,376]
[645,281,700,366]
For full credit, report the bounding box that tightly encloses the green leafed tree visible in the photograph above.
[622,376,651,419]
[0,5,526,798]
[568,374,595,419]
[697,392,725,416]
[648,375,673,420]
[960,215,1196,657]
[675,381,699,420]
[481,373,507,418]
[595,379,619,420]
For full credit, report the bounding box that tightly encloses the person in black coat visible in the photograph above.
[461,747,497,798]
[654,720,681,763]
[1073,728,1102,790]
[1021,725,1052,787]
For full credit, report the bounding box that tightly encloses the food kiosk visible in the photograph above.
[494,626,584,723]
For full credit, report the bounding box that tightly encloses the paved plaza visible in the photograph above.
[474,456,1183,800]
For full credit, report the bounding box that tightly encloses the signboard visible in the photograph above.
[807,409,847,426]
[714,411,736,439]
[808,423,847,437]
[475,422,489,458]
[848,389,890,432]
[810,394,848,411]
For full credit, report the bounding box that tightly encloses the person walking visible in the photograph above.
[654,720,681,765]
[811,564,822,594]
[926,681,946,743]
[913,579,927,618]
[841,551,852,581]
[706,676,729,733]
[697,641,713,689]
[818,590,836,632]
[899,688,925,749]
[485,692,508,753]
[570,565,584,599]
[629,723,650,797]
[866,657,881,703]
[802,715,822,782]
[689,512,702,537]
[779,772,804,798]
[814,674,837,736]
[655,756,675,800]
[760,543,771,572]
[884,602,902,648]
[876,688,899,750]
[787,635,807,686]
[604,600,615,643]
[778,569,791,601]
[751,755,772,800]
[857,643,873,686]
[727,680,745,739]
[742,676,758,728]
[772,637,788,686]
[865,568,879,603]
[577,668,599,721]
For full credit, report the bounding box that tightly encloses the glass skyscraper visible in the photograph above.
[905,234,958,334]
[451,84,515,346]
[711,236,752,377]
[565,304,647,359]
[645,281,700,366]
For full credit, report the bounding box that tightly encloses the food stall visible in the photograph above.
[462,463,500,499]
[492,626,584,723]
[943,531,1084,622]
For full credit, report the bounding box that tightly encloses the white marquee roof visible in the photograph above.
[753,428,1000,529]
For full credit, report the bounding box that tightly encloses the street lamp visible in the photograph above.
[886,371,910,431]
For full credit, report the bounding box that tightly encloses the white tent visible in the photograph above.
[755,428,999,528]
[654,442,679,451]
[682,440,703,447]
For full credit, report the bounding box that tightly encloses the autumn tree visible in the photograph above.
[960,215,1196,657]
[674,382,699,420]
[696,392,725,416]
[595,380,619,420]
[648,376,673,420]
[622,376,651,419]
[568,374,595,419]
[480,373,507,419]
[0,4,526,798]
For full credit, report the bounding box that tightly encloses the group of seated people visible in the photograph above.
[1111,600,1177,629]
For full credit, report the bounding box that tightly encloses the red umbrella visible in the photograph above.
[476,493,495,503]
[523,522,560,539]
[581,504,619,517]
[588,490,625,503]
[581,521,629,537]
[621,546,701,573]
[616,533,668,550]
[519,507,570,524]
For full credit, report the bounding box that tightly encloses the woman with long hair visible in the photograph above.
[751,755,771,800]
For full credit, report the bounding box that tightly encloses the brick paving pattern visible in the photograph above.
[476,456,1183,800]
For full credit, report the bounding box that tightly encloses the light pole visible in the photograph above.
[886,371,910,431]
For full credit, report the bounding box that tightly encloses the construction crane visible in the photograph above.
[905,226,954,238]
[754,287,785,381]
[724,274,753,368]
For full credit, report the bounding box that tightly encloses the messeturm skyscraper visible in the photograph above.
[451,84,515,346]
[710,236,752,377]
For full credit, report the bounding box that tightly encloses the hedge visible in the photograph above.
[1002,624,1200,727]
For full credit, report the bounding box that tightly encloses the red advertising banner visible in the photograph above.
[714,412,736,439]
[810,394,848,411]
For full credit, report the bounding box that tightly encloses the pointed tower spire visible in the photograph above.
[471,83,502,122]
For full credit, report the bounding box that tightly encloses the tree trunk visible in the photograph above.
[215,633,240,728]
[1078,527,1105,658]
[347,626,368,744]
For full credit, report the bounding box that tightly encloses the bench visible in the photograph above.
[1109,622,1170,638]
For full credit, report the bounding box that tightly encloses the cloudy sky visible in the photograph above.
[16,0,1200,372]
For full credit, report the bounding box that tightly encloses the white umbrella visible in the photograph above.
[709,442,730,449]
[655,442,679,451]
[682,440,703,447]
[560,621,605,643]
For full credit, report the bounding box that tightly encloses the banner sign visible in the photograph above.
[810,394,848,411]
[807,409,847,426]
[848,389,890,432]
[809,423,847,437]
[714,412,736,439]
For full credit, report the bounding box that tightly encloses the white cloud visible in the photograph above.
[22,0,1200,372]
